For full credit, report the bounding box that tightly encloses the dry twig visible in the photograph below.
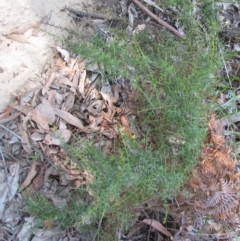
[0,123,21,140]
[131,0,186,39]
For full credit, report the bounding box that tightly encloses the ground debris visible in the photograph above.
[2,1,240,240]
[0,39,138,239]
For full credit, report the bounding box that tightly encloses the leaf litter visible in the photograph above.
[0,27,138,240]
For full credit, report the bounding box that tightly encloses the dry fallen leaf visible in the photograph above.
[2,203,21,233]
[133,24,146,35]
[86,115,102,133]
[43,219,55,230]
[142,219,172,238]
[47,90,57,105]
[85,61,99,72]
[121,115,134,138]
[0,164,20,218]
[79,69,86,98]
[54,108,85,131]
[12,105,34,115]
[30,132,44,141]
[20,161,38,190]
[20,131,32,154]
[35,98,55,124]
[55,92,64,105]
[101,81,115,117]
[220,112,240,126]
[20,89,35,105]
[9,24,34,34]
[5,33,29,43]
[54,46,70,63]
[43,130,72,146]
[42,72,56,95]
[31,88,41,107]
[31,109,49,131]
[0,106,14,119]
[16,217,35,241]
[59,120,67,130]
[63,92,75,112]
[27,163,45,192]
[72,69,80,86]
[0,112,21,124]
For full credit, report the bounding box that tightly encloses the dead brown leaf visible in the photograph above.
[43,219,55,230]
[12,105,34,115]
[0,112,21,124]
[0,106,14,119]
[85,116,102,133]
[30,132,44,141]
[26,162,45,191]
[101,81,114,110]
[54,46,70,63]
[54,108,85,131]
[36,98,55,124]
[42,72,56,95]
[20,89,35,105]
[9,24,34,34]
[63,92,75,112]
[5,34,29,43]
[79,69,86,98]
[21,114,31,131]
[142,219,172,238]
[55,92,64,105]
[220,112,240,126]
[58,66,72,76]
[31,88,41,107]
[72,69,80,86]
[31,109,49,131]
[20,131,32,154]
[20,161,38,190]
[43,130,72,145]
[47,90,56,106]
[121,115,134,138]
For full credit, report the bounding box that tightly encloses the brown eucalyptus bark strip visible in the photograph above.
[131,0,186,39]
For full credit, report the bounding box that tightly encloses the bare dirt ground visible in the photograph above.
[0,0,91,112]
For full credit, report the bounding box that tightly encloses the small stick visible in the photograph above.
[0,123,21,140]
[131,0,186,39]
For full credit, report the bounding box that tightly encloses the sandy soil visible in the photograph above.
[0,0,91,112]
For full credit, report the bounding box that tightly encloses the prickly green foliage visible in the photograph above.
[70,2,222,229]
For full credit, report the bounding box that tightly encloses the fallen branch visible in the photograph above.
[131,0,186,39]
